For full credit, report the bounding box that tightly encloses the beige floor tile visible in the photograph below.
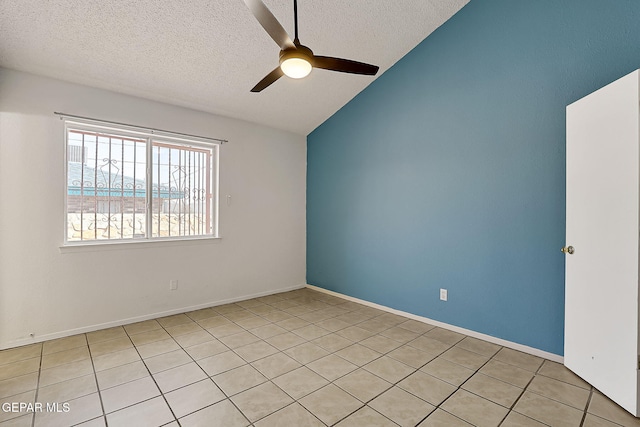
[213,303,245,314]
[359,334,403,354]
[184,339,229,360]
[92,347,140,372]
[265,332,307,351]
[235,316,270,330]
[88,337,133,358]
[41,346,90,369]
[179,399,249,427]
[440,346,490,370]
[197,350,246,376]
[219,331,261,349]
[336,344,381,366]
[86,327,127,345]
[369,386,435,427]
[357,319,392,333]
[0,413,34,427]
[260,311,293,323]
[397,319,436,334]
[0,373,38,399]
[129,328,171,346]
[276,317,311,331]
[197,315,233,330]
[441,389,509,427]
[122,319,161,335]
[311,333,353,352]
[538,360,591,390]
[33,392,102,427]
[101,376,160,413]
[315,318,352,332]
[299,384,363,425]
[75,417,106,426]
[96,360,149,390]
[588,391,640,426]
[165,321,204,337]
[334,368,392,403]
[455,336,501,357]
[153,362,207,393]
[420,357,474,386]
[234,341,278,363]
[106,396,174,427]
[500,411,549,426]
[143,349,191,374]
[39,359,93,387]
[232,382,294,422]
[0,358,39,382]
[398,371,457,406]
[291,325,330,341]
[165,379,225,418]
[479,359,534,388]
[0,390,36,423]
[156,313,192,328]
[254,402,324,427]
[185,307,218,321]
[248,304,277,316]
[335,406,397,427]
[407,336,452,355]
[307,354,357,381]
[37,374,97,403]
[387,345,435,369]
[527,375,590,410]
[173,330,214,348]
[250,353,301,379]
[284,342,329,364]
[0,344,41,366]
[250,324,287,340]
[493,348,543,372]
[363,355,415,383]
[213,364,267,396]
[42,334,87,355]
[513,391,583,427]
[424,328,465,345]
[225,311,256,322]
[462,373,523,407]
[418,409,473,426]
[583,413,633,426]
[135,338,180,359]
[272,366,329,399]
[336,326,375,342]
[380,326,420,344]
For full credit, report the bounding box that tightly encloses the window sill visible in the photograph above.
[59,236,221,253]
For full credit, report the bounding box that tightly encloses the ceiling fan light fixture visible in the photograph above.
[279,47,313,79]
[280,57,312,78]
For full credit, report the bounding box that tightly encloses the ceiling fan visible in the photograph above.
[243,0,380,92]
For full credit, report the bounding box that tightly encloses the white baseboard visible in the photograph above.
[306,284,563,363]
[0,284,306,350]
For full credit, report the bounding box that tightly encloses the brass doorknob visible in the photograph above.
[561,246,574,254]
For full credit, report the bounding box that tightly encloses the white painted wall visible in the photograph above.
[0,68,307,350]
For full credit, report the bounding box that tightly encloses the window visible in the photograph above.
[64,118,220,244]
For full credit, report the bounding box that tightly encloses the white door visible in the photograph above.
[565,70,640,416]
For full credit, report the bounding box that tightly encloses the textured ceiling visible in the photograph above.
[0,0,468,135]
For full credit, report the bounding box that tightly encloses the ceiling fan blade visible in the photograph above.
[251,67,284,92]
[243,0,295,50]
[313,56,379,75]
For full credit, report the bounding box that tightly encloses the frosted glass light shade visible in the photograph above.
[280,57,312,79]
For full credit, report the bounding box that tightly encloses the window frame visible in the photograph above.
[63,118,221,246]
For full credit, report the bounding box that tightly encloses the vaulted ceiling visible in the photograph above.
[0,0,468,134]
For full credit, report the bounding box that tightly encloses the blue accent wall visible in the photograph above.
[307,0,640,355]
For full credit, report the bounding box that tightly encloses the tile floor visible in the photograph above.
[1,288,639,427]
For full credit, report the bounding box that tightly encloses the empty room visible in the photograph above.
[1,0,640,426]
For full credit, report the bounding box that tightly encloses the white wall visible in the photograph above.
[0,68,307,350]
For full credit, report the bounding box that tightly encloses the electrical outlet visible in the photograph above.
[440,288,448,301]
[169,280,178,291]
